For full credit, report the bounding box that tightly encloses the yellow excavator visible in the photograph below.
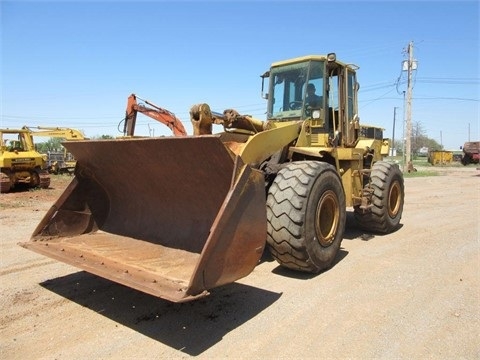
[20,53,405,303]
[26,126,86,174]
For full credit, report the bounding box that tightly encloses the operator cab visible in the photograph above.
[266,57,325,121]
[264,53,360,147]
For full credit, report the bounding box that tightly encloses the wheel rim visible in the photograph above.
[388,180,402,218]
[315,190,340,247]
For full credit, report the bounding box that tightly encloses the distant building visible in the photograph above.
[418,147,429,157]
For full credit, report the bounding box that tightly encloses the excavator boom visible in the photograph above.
[124,94,187,137]
[25,126,86,140]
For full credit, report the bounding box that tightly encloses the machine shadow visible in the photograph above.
[270,247,349,279]
[343,211,368,240]
[343,210,404,240]
[40,272,281,356]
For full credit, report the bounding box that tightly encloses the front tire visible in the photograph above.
[266,161,346,273]
[354,161,404,233]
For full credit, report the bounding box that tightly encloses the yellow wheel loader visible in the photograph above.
[20,53,404,303]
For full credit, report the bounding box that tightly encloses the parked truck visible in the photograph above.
[461,141,480,165]
[20,53,404,303]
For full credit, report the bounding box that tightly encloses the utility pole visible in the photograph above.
[392,107,398,156]
[402,91,406,167]
[403,41,416,172]
[440,130,443,166]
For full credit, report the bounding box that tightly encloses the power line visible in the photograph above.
[414,78,479,85]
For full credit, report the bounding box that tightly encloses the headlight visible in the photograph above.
[312,110,321,119]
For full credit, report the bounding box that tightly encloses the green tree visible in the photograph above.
[90,134,114,140]
[35,138,64,153]
[412,121,442,155]
[392,122,442,156]
[393,139,404,155]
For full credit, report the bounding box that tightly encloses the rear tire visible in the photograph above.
[354,161,404,233]
[266,161,346,273]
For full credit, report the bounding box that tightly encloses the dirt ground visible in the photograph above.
[1,167,479,359]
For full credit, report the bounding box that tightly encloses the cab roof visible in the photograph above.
[270,54,351,69]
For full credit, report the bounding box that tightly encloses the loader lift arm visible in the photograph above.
[124,94,187,137]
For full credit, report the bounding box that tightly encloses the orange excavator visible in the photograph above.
[123,94,187,136]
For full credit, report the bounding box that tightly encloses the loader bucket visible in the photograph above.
[19,136,267,303]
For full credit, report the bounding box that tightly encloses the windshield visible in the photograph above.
[1,133,28,152]
[267,60,325,120]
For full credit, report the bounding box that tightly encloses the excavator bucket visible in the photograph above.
[19,136,267,303]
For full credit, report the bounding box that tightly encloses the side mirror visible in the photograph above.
[260,71,269,99]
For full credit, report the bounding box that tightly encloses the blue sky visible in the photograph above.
[1,0,479,150]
